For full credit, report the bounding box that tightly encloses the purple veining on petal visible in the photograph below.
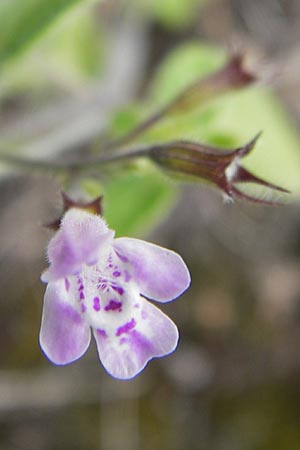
[64,278,70,292]
[113,270,121,277]
[96,328,107,338]
[105,299,122,312]
[93,296,101,311]
[39,284,91,365]
[116,318,136,336]
[115,251,129,263]
[79,291,85,300]
[111,285,124,296]
[60,304,83,324]
[114,238,191,302]
[81,303,87,313]
[129,330,154,363]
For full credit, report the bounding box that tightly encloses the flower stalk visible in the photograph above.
[0,52,273,205]
[0,133,289,205]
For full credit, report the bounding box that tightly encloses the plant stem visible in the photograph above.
[0,145,156,174]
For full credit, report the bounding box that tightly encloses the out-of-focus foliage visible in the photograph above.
[0,0,98,67]
[81,167,176,237]
[149,43,225,103]
[110,43,300,197]
[0,2,103,94]
[137,0,208,29]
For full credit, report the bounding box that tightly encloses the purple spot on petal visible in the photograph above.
[96,328,107,338]
[81,304,87,313]
[113,270,121,277]
[65,278,70,292]
[116,318,136,336]
[79,291,85,300]
[112,285,124,296]
[93,296,101,311]
[105,300,122,312]
[79,284,84,291]
[120,337,127,345]
[134,303,139,308]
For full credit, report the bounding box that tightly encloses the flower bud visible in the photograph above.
[148,133,289,204]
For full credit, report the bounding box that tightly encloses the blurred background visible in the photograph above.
[1,0,300,449]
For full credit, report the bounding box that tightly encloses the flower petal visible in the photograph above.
[93,297,179,379]
[113,238,191,302]
[42,209,114,282]
[39,280,91,364]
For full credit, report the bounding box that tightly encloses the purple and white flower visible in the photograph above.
[40,209,191,379]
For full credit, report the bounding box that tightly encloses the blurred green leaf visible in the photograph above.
[205,89,300,196]
[107,43,226,142]
[0,0,97,68]
[109,106,145,139]
[81,167,176,237]
[150,88,300,196]
[123,43,300,198]
[102,168,176,237]
[45,5,102,80]
[109,42,300,202]
[149,42,226,106]
[140,0,207,29]
[0,4,103,95]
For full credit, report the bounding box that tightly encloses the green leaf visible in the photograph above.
[0,0,96,68]
[143,43,300,198]
[148,42,226,106]
[44,5,102,80]
[0,3,103,95]
[102,168,176,237]
[81,165,176,238]
[202,88,300,197]
[109,42,300,200]
[141,0,207,29]
[146,92,300,198]
[107,43,226,142]
[109,106,145,139]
